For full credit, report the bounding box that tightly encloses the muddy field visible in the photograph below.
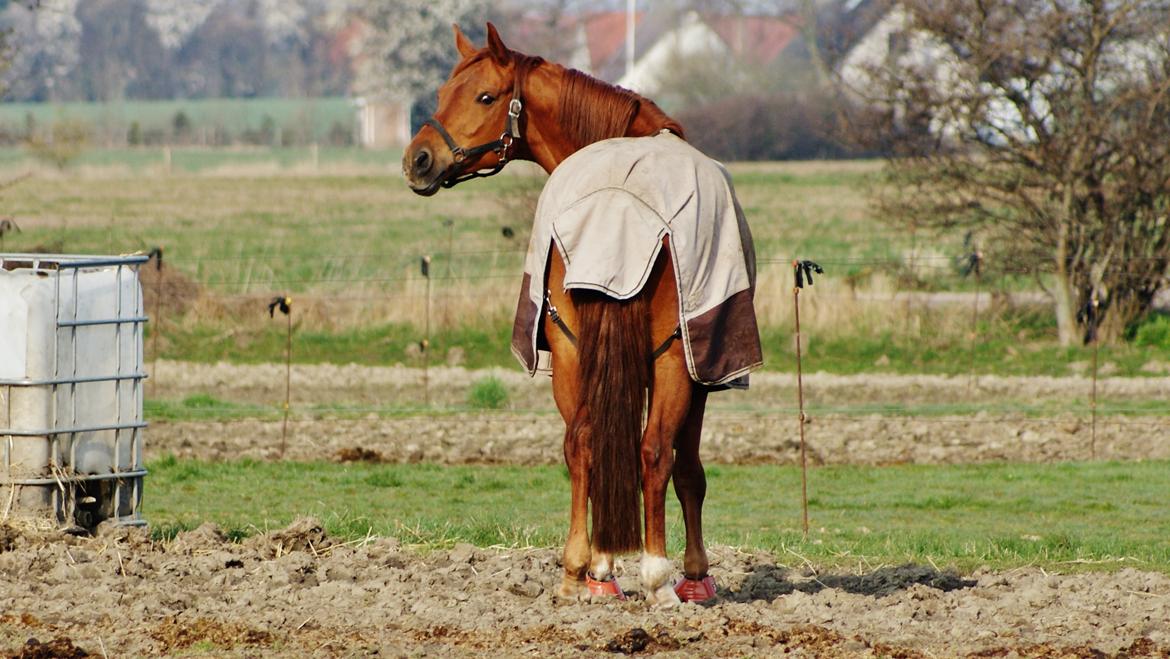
[0,519,1167,658]
[1,363,1167,657]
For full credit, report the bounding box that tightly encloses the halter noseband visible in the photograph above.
[425,61,526,189]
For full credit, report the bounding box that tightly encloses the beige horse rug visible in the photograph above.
[510,131,762,388]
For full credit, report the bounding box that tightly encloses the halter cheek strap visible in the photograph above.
[426,61,527,188]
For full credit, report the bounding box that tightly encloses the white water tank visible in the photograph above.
[0,253,147,529]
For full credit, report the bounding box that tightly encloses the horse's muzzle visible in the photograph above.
[402,145,447,197]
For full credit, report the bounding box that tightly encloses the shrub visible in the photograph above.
[675,90,865,161]
[26,119,89,169]
[467,376,508,410]
[1133,313,1170,348]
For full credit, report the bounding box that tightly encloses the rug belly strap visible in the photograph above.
[545,290,679,361]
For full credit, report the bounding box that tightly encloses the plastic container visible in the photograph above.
[0,253,148,529]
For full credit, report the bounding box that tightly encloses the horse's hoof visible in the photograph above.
[557,577,588,601]
[674,575,717,603]
[647,581,682,607]
[586,574,627,601]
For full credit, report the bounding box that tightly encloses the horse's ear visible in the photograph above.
[485,22,510,65]
[453,24,476,59]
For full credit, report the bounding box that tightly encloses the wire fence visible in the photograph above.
[136,244,1170,465]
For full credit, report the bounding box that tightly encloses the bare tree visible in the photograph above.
[851,0,1170,344]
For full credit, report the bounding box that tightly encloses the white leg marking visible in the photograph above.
[641,553,681,607]
[590,554,612,581]
[640,553,673,590]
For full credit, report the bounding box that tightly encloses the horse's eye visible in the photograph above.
[477,93,496,105]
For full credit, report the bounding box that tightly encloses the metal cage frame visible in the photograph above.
[0,253,149,529]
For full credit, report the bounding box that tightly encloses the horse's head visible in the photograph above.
[403,23,526,196]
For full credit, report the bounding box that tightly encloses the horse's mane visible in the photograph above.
[558,68,685,151]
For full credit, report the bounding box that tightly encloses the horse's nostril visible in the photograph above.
[414,149,432,173]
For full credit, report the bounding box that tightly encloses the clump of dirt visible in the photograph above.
[0,525,20,553]
[725,621,852,654]
[169,522,228,554]
[151,617,272,653]
[243,516,333,558]
[334,446,384,463]
[3,636,88,659]
[138,260,202,319]
[603,625,686,654]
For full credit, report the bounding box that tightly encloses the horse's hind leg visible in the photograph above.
[672,386,710,580]
[641,360,692,606]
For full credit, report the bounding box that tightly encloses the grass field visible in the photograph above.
[0,150,1167,376]
[145,457,1170,573]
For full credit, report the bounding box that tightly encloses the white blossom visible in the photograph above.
[355,0,492,99]
[143,0,216,50]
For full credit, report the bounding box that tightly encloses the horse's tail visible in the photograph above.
[571,290,649,555]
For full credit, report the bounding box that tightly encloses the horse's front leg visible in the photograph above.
[549,338,594,601]
[641,355,692,606]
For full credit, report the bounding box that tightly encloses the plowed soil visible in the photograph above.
[1,364,1166,656]
[0,519,1167,658]
[147,362,1170,465]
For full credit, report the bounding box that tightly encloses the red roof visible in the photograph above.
[706,15,801,65]
[584,11,643,73]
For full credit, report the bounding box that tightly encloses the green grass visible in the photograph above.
[764,309,1170,377]
[144,457,1170,572]
[145,394,279,421]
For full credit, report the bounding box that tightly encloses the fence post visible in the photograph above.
[421,255,432,406]
[1089,295,1100,459]
[793,259,823,538]
[0,218,18,252]
[268,295,293,458]
[148,247,164,388]
[965,248,984,391]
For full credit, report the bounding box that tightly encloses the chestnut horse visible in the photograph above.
[404,23,742,605]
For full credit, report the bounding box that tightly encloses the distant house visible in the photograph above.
[506,9,801,93]
[830,0,1043,144]
[833,1,938,100]
[352,96,411,150]
[612,11,801,97]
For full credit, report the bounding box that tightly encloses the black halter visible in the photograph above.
[425,61,526,189]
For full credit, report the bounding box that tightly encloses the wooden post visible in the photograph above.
[793,275,810,538]
[1089,295,1100,459]
[421,256,432,407]
[792,259,822,538]
[267,296,293,458]
[283,302,292,457]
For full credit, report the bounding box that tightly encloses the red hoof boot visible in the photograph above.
[674,575,717,602]
[586,574,627,600]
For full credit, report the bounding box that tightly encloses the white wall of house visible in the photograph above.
[353,96,411,149]
[616,11,729,96]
